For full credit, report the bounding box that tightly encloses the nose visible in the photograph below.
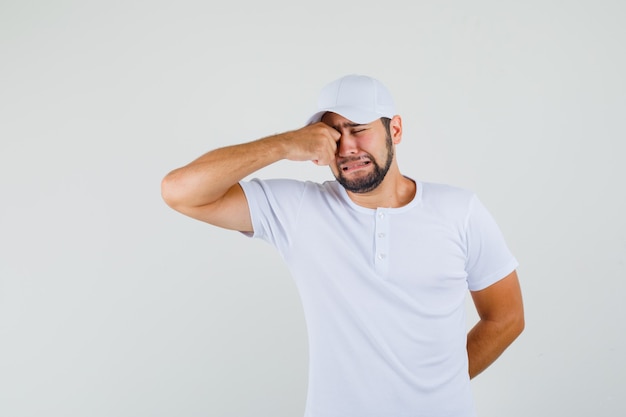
[337,133,358,157]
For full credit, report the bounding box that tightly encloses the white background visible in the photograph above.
[1,1,624,416]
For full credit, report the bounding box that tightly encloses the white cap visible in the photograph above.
[306,74,396,125]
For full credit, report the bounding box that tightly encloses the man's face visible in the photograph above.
[321,112,394,194]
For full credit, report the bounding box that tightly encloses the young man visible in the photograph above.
[161,74,524,417]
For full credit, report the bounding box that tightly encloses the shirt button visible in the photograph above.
[378,212,385,219]
[377,253,386,260]
[378,233,385,238]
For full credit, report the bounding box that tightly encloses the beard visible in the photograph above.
[334,134,394,194]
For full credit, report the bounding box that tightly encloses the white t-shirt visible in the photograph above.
[240,178,518,417]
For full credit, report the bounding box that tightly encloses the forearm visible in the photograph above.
[466,315,524,379]
[161,133,290,209]
[162,122,339,217]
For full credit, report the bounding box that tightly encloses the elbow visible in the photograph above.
[509,308,525,340]
[517,311,526,334]
[161,171,182,209]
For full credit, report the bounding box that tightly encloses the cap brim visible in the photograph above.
[306,107,387,126]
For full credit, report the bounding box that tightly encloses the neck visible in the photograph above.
[345,165,416,209]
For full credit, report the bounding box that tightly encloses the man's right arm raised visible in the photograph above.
[160,123,340,232]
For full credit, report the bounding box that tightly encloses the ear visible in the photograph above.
[390,115,403,145]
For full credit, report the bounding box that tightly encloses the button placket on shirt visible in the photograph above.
[374,209,390,275]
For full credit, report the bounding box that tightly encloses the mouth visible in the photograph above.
[340,159,372,173]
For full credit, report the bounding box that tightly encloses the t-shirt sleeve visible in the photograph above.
[464,194,518,291]
[238,178,306,252]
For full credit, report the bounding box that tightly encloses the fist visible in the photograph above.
[286,122,340,166]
